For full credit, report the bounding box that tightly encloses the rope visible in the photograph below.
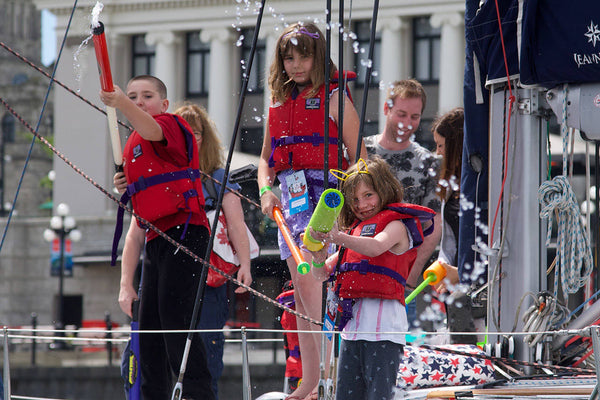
[518,292,570,348]
[539,176,593,298]
[0,40,133,132]
[0,23,315,329]
[538,85,593,300]
[0,97,321,328]
[0,39,263,212]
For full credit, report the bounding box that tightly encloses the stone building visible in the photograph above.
[0,0,53,218]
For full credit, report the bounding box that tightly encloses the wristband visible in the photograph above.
[312,260,325,268]
[259,185,272,197]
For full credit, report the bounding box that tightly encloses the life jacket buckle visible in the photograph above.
[134,176,147,192]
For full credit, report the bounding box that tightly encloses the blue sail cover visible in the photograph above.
[466,0,520,84]
[460,0,520,284]
[520,0,600,87]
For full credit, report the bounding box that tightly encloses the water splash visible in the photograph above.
[73,35,93,92]
[74,2,104,92]
[236,35,245,47]
[91,2,104,29]
[360,58,372,68]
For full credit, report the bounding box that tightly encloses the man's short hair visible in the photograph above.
[387,79,426,112]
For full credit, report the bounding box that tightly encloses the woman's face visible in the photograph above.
[193,128,202,151]
[433,131,445,157]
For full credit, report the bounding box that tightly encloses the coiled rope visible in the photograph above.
[538,85,593,300]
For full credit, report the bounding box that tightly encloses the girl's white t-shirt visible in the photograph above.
[341,298,408,345]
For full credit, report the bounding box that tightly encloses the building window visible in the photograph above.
[353,20,381,87]
[412,17,441,83]
[186,32,210,97]
[131,34,155,76]
[240,29,265,93]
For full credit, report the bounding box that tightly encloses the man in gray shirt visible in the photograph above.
[364,79,442,289]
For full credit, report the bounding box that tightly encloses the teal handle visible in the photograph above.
[405,273,435,304]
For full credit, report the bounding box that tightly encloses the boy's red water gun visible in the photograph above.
[92,21,123,172]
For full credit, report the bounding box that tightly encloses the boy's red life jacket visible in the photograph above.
[268,71,356,173]
[111,114,205,265]
[276,287,302,380]
[336,203,436,306]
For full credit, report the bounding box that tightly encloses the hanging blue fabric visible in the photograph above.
[520,0,600,87]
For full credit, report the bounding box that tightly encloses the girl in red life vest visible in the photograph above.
[257,21,366,400]
[305,157,435,400]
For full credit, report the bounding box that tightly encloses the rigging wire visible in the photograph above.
[0,3,470,379]
[171,0,274,396]
[354,0,379,162]
[0,41,133,132]
[489,0,516,246]
[337,0,345,169]
[488,85,518,332]
[0,5,326,332]
[0,1,80,254]
[323,0,332,189]
[0,98,321,329]
[0,41,269,211]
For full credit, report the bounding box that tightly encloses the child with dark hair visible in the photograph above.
[101,75,214,400]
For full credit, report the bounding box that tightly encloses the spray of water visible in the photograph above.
[91,2,104,28]
[73,2,104,92]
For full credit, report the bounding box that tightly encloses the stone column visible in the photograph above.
[430,11,465,112]
[378,16,409,133]
[145,31,182,106]
[261,26,278,121]
[200,28,235,146]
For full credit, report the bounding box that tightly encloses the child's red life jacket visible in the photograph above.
[268,71,356,173]
[111,114,205,265]
[336,203,436,306]
[123,114,205,224]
